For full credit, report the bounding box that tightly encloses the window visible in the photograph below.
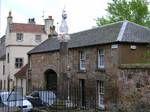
[15,58,23,68]
[79,51,86,70]
[7,53,9,63]
[4,80,6,89]
[97,80,105,109]
[35,35,42,42]
[98,49,104,68]
[3,65,5,75]
[16,33,23,41]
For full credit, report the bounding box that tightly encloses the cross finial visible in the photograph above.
[8,11,12,17]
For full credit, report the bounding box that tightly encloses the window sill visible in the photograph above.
[95,68,105,72]
[77,70,86,73]
[98,106,105,111]
[15,67,22,69]
[16,40,23,42]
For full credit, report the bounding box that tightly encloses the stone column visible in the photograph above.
[58,42,69,99]
[57,8,70,99]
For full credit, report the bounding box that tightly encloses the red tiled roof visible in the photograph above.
[14,64,27,78]
[11,23,45,33]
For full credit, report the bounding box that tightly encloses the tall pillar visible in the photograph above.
[57,9,70,99]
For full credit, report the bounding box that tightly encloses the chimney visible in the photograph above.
[44,16,55,35]
[28,18,35,24]
[7,11,13,24]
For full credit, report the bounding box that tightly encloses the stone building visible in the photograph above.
[0,36,6,89]
[27,21,150,110]
[0,11,56,92]
[14,64,27,96]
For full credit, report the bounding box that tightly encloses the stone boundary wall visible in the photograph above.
[114,64,150,112]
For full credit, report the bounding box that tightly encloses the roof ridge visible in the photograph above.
[116,20,128,41]
[70,21,125,35]
[12,22,44,26]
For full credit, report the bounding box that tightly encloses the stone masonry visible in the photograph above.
[28,43,150,111]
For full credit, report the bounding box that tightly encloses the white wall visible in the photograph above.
[0,60,7,90]
[4,31,48,90]
[5,45,43,89]
[6,32,48,46]
[0,61,4,89]
[16,78,26,96]
[0,61,4,79]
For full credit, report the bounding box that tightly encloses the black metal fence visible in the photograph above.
[0,87,24,112]
[29,87,103,112]
[0,87,104,112]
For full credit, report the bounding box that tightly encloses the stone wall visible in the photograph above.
[29,52,60,88]
[115,64,150,111]
[28,44,120,108]
[28,43,149,111]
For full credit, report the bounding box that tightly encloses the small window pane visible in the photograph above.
[35,35,41,42]
[98,80,105,108]
[15,58,23,68]
[3,65,5,75]
[16,33,23,41]
[98,49,104,68]
[80,51,86,70]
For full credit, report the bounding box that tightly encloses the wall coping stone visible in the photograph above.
[120,64,150,69]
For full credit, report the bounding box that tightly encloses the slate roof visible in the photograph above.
[28,21,150,54]
[10,23,45,33]
[0,36,6,60]
[14,64,27,78]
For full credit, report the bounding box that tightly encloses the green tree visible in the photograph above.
[96,0,150,27]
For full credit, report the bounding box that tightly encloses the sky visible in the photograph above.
[0,0,110,37]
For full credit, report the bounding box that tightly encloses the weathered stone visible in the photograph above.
[27,43,150,111]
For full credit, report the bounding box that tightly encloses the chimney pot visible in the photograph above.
[49,16,52,19]
[9,11,12,17]
[7,11,13,24]
[28,18,35,24]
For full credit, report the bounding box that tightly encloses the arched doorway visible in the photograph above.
[44,69,57,92]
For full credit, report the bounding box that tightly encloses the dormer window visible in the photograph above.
[35,35,42,42]
[16,33,23,42]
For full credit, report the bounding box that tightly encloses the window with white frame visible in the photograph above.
[15,58,23,68]
[98,49,104,68]
[35,35,42,42]
[97,80,105,108]
[79,51,86,70]
[16,33,23,41]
